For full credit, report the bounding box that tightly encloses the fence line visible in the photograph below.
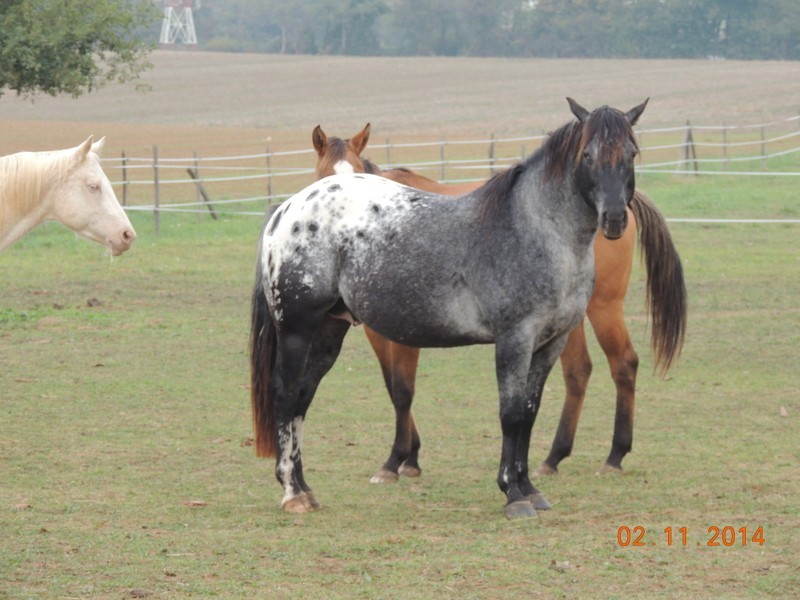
[108,113,800,225]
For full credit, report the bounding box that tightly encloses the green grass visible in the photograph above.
[1,173,798,598]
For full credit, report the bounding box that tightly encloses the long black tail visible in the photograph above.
[629,190,688,374]
[250,223,278,458]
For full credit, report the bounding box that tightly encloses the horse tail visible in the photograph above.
[250,233,279,459]
[629,190,688,375]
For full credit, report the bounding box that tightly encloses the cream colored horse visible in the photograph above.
[0,137,135,255]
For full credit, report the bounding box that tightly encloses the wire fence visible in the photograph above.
[109,113,800,227]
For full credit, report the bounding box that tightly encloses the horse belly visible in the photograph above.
[342,275,493,348]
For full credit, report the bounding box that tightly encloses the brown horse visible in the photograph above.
[312,123,686,482]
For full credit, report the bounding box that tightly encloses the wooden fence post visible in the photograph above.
[680,121,698,174]
[187,168,218,219]
[760,126,766,171]
[153,145,160,237]
[193,152,201,205]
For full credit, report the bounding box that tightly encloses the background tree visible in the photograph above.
[0,0,158,98]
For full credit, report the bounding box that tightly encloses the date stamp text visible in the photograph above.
[616,525,765,547]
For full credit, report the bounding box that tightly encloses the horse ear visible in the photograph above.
[567,98,590,123]
[312,125,327,157]
[625,98,649,126]
[71,136,94,167]
[90,136,106,155]
[351,123,371,155]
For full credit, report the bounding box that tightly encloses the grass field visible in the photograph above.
[1,53,799,598]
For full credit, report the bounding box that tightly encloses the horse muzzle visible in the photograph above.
[108,226,137,256]
[600,210,628,240]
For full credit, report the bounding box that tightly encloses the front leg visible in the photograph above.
[495,330,566,518]
[495,329,538,518]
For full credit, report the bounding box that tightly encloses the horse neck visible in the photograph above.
[516,158,599,247]
[0,151,62,249]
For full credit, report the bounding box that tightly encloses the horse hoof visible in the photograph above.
[306,491,321,509]
[282,493,319,513]
[370,469,399,484]
[504,500,538,519]
[597,463,623,475]
[398,464,421,478]
[526,492,552,511]
[533,463,558,477]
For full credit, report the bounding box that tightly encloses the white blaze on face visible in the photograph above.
[333,160,355,175]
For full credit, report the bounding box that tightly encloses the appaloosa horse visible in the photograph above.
[251,99,650,517]
[311,121,686,483]
[0,137,135,255]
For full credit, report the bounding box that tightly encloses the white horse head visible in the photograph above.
[50,137,137,256]
[0,136,136,256]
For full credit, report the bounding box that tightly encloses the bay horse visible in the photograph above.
[251,99,649,517]
[311,122,687,483]
[0,137,135,255]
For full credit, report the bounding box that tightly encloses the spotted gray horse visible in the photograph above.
[250,98,648,518]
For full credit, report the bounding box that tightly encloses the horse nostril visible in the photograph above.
[122,229,136,244]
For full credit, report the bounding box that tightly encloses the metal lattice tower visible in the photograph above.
[159,0,198,46]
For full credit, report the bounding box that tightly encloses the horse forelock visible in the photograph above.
[542,107,638,182]
[316,137,344,176]
[579,106,639,165]
[316,136,370,178]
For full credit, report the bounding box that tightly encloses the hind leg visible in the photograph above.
[364,327,423,483]
[274,316,350,512]
[586,303,638,472]
[539,222,637,475]
[538,321,592,475]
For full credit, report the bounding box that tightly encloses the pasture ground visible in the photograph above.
[1,54,799,598]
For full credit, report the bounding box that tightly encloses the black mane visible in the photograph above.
[476,107,638,222]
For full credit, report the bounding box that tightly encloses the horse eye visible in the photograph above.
[582,151,593,164]
[88,182,101,193]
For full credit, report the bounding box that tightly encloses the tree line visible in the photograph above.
[1,1,797,100]
[195,0,800,60]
